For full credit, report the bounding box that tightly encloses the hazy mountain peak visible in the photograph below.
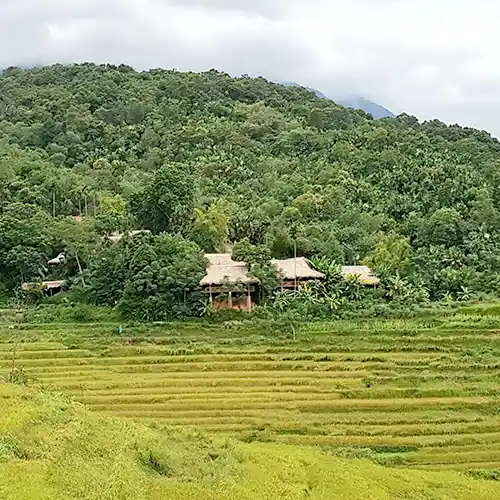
[279,81,394,119]
[336,96,394,119]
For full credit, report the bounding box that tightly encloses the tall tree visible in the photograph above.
[129,165,194,234]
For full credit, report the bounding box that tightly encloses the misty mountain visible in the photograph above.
[280,81,395,119]
[335,96,394,119]
[282,81,329,100]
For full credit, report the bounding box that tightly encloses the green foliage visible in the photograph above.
[2,64,500,309]
[86,239,134,306]
[53,217,99,283]
[0,203,54,286]
[363,233,412,276]
[0,435,32,460]
[323,445,416,467]
[466,469,500,481]
[384,274,430,305]
[191,200,229,252]
[7,367,29,386]
[87,233,206,320]
[18,283,45,306]
[100,194,126,216]
[137,449,172,476]
[23,303,117,323]
[232,238,278,300]
[95,194,129,234]
[418,208,465,247]
[272,284,344,319]
[129,165,194,234]
[232,238,271,265]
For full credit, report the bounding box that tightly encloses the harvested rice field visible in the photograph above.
[2,310,500,472]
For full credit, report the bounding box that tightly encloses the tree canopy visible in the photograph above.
[2,63,500,315]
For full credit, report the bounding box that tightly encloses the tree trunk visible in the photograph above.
[75,253,86,287]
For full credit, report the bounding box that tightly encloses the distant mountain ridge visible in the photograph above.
[280,81,395,119]
[336,96,394,119]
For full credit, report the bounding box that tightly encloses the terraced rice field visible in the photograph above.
[2,314,500,471]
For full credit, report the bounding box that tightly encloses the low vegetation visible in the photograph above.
[1,306,500,476]
[1,383,500,499]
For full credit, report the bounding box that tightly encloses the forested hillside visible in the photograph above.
[1,63,500,318]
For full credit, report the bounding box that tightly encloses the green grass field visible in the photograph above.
[2,306,500,474]
[2,383,500,500]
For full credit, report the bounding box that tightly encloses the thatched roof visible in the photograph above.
[48,253,66,266]
[107,230,151,243]
[272,258,325,280]
[200,254,259,286]
[21,281,65,291]
[200,255,378,287]
[341,266,380,286]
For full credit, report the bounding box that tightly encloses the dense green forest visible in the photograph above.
[1,63,500,319]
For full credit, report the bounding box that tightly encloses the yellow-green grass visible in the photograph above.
[2,384,500,500]
[2,314,500,470]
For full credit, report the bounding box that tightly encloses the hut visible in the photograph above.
[200,254,259,312]
[21,281,66,296]
[341,266,380,286]
[47,253,66,266]
[107,230,151,244]
[271,257,325,290]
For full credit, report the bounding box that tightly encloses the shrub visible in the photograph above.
[466,469,500,481]
[23,303,117,324]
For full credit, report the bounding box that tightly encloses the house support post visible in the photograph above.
[228,291,233,309]
[247,284,252,313]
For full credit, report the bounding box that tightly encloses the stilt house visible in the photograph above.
[200,254,259,312]
[271,257,325,290]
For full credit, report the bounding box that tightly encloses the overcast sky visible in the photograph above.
[3,0,500,135]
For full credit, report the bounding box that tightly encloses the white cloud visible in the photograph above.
[163,0,292,18]
[1,0,500,135]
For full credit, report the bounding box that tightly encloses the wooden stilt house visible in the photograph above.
[271,257,325,290]
[200,254,259,312]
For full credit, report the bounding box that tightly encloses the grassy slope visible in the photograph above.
[0,384,499,500]
[4,305,500,471]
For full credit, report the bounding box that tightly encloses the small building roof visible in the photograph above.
[48,253,66,266]
[341,266,380,285]
[21,281,65,291]
[200,254,259,286]
[272,257,325,281]
[107,230,151,244]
